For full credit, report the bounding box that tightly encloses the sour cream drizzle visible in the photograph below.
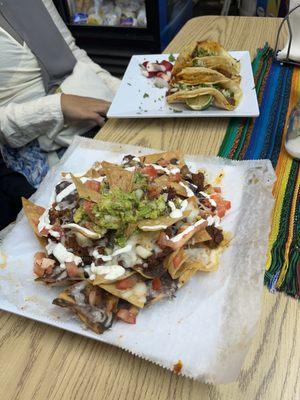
[170,219,206,243]
[61,223,101,239]
[46,241,82,268]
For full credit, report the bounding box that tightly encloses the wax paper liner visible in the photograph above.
[0,137,275,384]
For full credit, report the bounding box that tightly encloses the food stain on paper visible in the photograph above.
[214,170,225,185]
[0,252,7,269]
[173,360,183,374]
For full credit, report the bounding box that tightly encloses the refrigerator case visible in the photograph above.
[54,0,193,76]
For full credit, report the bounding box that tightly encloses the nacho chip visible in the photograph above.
[140,151,184,167]
[164,248,189,280]
[53,281,118,334]
[138,212,189,231]
[104,167,134,192]
[71,174,102,203]
[99,275,148,308]
[92,270,134,285]
[22,198,47,246]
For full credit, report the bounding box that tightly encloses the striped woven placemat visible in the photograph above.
[218,45,300,298]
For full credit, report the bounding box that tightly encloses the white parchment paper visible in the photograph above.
[0,137,276,383]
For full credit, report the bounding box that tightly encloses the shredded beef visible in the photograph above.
[166,187,177,201]
[191,172,205,192]
[205,226,224,249]
[170,158,179,165]
[134,247,172,279]
[49,208,72,225]
[64,235,90,260]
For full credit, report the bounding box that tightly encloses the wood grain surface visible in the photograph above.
[0,16,299,400]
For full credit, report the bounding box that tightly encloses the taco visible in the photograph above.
[167,79,242,111]
[172,40,240,76]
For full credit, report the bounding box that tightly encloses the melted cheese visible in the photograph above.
[91,263,125,280]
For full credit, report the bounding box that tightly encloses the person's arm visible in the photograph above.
[0,94,63,148]
[45,0,121,94]
[0,94,111,148]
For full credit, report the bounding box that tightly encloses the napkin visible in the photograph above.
[277,0,300,62]
[0,137,276,384]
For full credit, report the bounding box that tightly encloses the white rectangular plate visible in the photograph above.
[108,52,259,119]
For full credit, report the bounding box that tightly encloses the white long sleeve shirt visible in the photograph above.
[0,0,120,153]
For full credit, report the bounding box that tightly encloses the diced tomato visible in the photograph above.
[217,207,226,218]
[172,252,184,270]
[210,194,231,218]
[224,200,231,210]
[66,262,80,278]
[169,173,181,182]
[141,165,158,180]
[213,187,221,193]
[33,252,47,277]
[116,308,137,324]
[115,276,137,290]
[82,200,94,213]
[84,181,101,192]
[152,277,162,291]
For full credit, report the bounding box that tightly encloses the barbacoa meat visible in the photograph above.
[205,226,224,248]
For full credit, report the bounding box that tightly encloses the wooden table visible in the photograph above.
[1,16,299,400]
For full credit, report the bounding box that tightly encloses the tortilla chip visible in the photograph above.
[99,276,147,308]
[167,182,188,197]
[104,167,134,192]
[140,151,184,167]
[71,174,102,203]
[188,229,212,245]
[22,198,47,246]
[164,248,189,280]
[53,282,118,334]
[154,175,169,187]
[92,270,134,285]
[138,211,189,231]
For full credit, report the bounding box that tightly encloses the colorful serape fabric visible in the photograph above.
[218,45,300,299]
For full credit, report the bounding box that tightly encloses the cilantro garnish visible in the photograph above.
[168,54,176,62]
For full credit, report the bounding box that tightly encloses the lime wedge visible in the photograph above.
[185,95,213,110]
